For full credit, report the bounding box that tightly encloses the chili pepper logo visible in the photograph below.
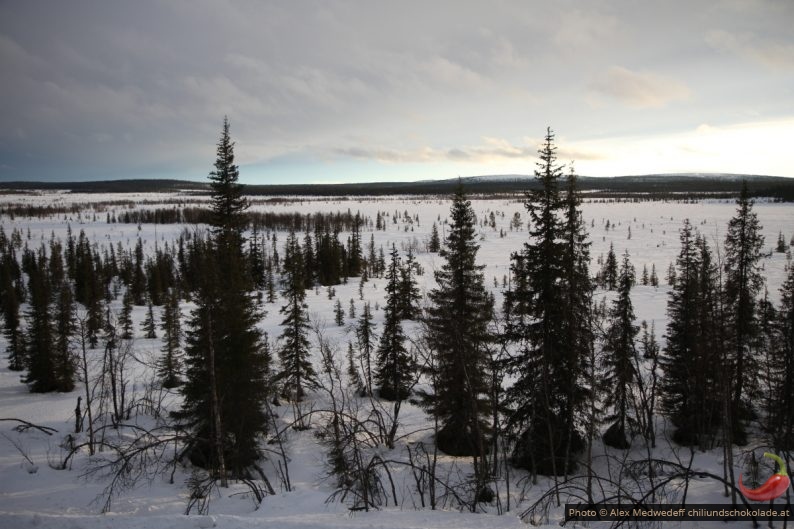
[738,452,791,502]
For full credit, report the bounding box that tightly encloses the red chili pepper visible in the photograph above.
[738,452,791,502]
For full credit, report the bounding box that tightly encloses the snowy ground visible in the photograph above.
[1,191,793,528]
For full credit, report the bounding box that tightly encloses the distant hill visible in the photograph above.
[2,173,793,200]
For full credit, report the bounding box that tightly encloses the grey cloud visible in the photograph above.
[0,1,791,182]
[589,66,691,109]
[705,30,794,70]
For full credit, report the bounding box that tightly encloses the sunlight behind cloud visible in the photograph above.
[574,118,794,176]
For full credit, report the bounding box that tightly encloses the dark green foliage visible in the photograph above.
[347,211,363,277]
[158,288,182,388]
[0,240,24,371]
[177,118,271,477]
[601,251,638,448]
[660,221,725,447]
[141,299,157,339]
[53,282,76,392]
[723,181,765,442]
[249,225,266,289]
[334,299,344,326]
[119,289,134,339]
[375,245,414,401]
[73,230,104,347]
[398,248,421,320]
[777,231,787,253]
[650,263,659,287]
[601,243,618,290]
[130,238,146,305]
[504,130,590,475]
[209,117,249,236]
[314,227,345,286]
[429,222,441,253]
[356,302,376,396]
[766,261,794,449]
[23,247,73,392]
[346,342,364,395]
[276,232,316,400]
[424,185,493,457]
[302,231,315,289]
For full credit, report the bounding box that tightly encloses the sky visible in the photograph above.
[1,0,793,184]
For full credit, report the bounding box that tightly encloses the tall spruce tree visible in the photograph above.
[724,181,765,443]
[424,184,494,466]
[558,167,595,461]
[0,244,24,371]
[601,250,638,448]
[375,245,414,401]
[766,260,794,449]
[660,222,724,446]
[504,128,586,475]
[276,231,316,400]
[23,248,60,392]
[158,287,182,388]
[177,117,270,481]
[356,302,377,396]
[398,248,421,320]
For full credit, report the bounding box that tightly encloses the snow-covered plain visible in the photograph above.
[1,191,793,529]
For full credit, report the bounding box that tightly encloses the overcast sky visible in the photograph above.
[1,1,793,184]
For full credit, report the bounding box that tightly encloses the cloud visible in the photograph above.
[589,66,691,108]
[554,8,621,55]
[333,137,604,165]
[705,30,794,70]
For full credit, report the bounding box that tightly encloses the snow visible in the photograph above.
[1,190,793,528]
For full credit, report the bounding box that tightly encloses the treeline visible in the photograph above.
[0,201,135,219]
[113,207,373,233]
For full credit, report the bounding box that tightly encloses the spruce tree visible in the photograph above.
[650,263,659,287]
[504,128,586,475]
[0,246,24,371]
[766,260,794,449]
[398,248,421,320]
[424,185,494,462]
[23,248,59,392]
[141,298,157,339]
[276,231,316,400]
[177,117,270,480]
[158,287,182,388]
[558,167,595,456]
[356,302,377,396]
[119,289,134,339]
[346,342,364,395]
[429,222,441,253]
[303,231,315,289]
[348,211,363,276]
[660,221,724,446]
[601,243,618,290]
[777,231,787,253]
[375,245,414,401]
[249,225,266,289]
[601,250,638,448]
[334,299,344,326]
[723,181,765,442]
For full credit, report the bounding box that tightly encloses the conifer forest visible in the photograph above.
[1,123,793,529]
